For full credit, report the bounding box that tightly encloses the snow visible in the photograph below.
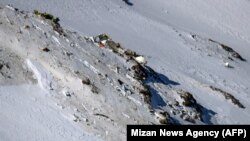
[52,35,61,45]
[26,59,52,91]
[0,0,250,140]
[0,85,101,141]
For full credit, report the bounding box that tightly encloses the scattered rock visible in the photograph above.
[82,118,88,122]
[82,77,91,85]
[42,47,50,52]
[220,44,234,52]
[94,113,114,122]
[34,10,65,36]
[72,114,80,122]
[181,114,195,123]
[122,113,130,119]
[224,62,234,68]
[94,113,110,119]
[65,91,71,97]
[70,42,77,47]
[131,63,147,80]
[139,85,152,105]
[231,52,246,61]
[61,88,74,97]
[24,25,30,29]
[91,84,100,94]
[66,52,73,57]
[117,79,124,85]
[106,40,121,54]
[177,90,203,122]
[209,86,245,108]
[209,39,246,61]
[74,108,79,112]
[170,110,176,115]
[179,91,196,107]
[154,111,170,125]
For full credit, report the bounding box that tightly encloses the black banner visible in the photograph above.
[127,125,250,140]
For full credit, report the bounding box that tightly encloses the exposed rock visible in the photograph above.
[154,111,170,125]
[209,86,245,108]
[177,90,203,122]
[179,91,196,107]
[91,84,100,94]
[34,10,65,36]
[82,77,91,85]
[209,39,246,61]
[42,47,50,52]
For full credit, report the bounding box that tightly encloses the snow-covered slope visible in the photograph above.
[0,6,171,141]
[1,0,250,140]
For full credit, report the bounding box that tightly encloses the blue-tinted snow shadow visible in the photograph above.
[148,86,166,108]
[200,106,217,125]
[143,66,216,124]
[154,72,180,86]
[144,66,180,86]
[144,66,180,109]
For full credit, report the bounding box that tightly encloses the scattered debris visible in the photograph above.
[191,34,197,39]
[94,113,109,119]
[66,52,73,57]
[224,62,229,67]
[224,62,234,68]
[62,89,73,97]
[115,66,120,73]
[80,76,100,94]
[82,117,88,122]
[91,84,100,94]
[34,10,65,36]
[106,40,122,54]
[154,111,170,124]
[70,42,77,47]
[177,90,203,122]
[34,10,58,23]
[72,114,80,122]
[42,47,50,52]
[74,108,79,112]
[231,52,246,61]
[123,0,134,6]
[94,113,114,122]
[179,91,196,107]
[95,34,110,43]
[82,77,91,85]
[139,85,152,105]
[88,33,147,68]
[90,34,111,48]
[131,63,147,80]
[228,57,234,61]
[0,62,12,79]
[117,79,124,85]
[122,113,130,119]
[24,25,30,29]
[134,56,146,65]
[181,114,195,123]
[220,44,234,52]
[209,86,245,108]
